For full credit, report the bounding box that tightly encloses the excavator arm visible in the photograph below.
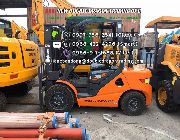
[20,26,28,40]
[32,0,45,45]
[50,0,77,16]
[11,20,27,40]
[31,0,77,45]
[51,0,74,9]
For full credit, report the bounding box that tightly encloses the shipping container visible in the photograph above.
[28,7,141,33]
[139,32,155,48]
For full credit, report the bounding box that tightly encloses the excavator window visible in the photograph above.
[0,19,12,37]
[0,21,10,29]
[0,21,7,37]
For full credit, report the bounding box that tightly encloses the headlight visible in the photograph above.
[172,76,177,85]
[145,78,150,84]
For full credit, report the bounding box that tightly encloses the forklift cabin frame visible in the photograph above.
[39,18,127,108]
[145,16,180,69]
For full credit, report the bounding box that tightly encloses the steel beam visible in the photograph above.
[0,15,27,17]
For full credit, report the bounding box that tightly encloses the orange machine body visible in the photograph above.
[57,68,152,108]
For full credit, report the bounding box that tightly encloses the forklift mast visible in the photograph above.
[153,23,159,69]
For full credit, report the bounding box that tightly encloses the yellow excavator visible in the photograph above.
[0,18,40,110]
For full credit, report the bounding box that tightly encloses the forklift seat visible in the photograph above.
[89,69,114,81]
[91,53,111,70]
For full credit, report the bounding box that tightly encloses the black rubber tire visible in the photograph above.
[0,91,7,111]
[156,80,177,113]
[44,84,75,112]
[120,91,146,116]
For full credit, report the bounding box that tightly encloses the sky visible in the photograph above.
[0,0,179,34]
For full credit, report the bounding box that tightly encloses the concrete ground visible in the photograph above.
[4,78,180,140]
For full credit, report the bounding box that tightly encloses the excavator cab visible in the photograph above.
[145,16,180,112]
[0,18,28,39]
[0,19,12,38]
[4,28,12,37]
[39,17,152,116]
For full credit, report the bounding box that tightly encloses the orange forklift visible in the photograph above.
[39,17,152,116]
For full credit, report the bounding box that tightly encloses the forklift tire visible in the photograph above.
[156,80,177,113]
[44,84,75,112]
[120,91,146,116]
[0,91,7,111]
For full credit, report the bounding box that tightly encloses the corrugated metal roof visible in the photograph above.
[0,0,31,8]
[146,16,180,29]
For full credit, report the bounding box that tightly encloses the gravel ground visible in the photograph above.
[5,78,180,140]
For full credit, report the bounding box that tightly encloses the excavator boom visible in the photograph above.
[31,0,77,45]
[51,0,74,9]
[11,20,27,40]
[31,0,45,45]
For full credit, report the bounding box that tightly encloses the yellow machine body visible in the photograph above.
[161,44,180,76]
[0,37,40,87]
